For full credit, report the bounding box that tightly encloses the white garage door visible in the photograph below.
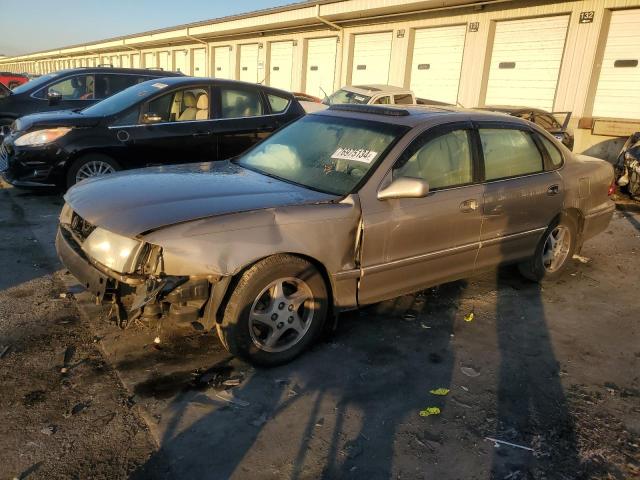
[144,53,156,68]
[269,41,294,91]
[305,37,337,98]
[410,25,466,104]
[240,44,260,83]
[174,50,188,74]
[193,48,206,77]
[485,15,569,111]
[214,46,232,79]
[120,55,131,68]
[593,9,640,119]
[159,51,170,71]
[131,54,140,69]
[111,56,120,67]
[351,31,392,85]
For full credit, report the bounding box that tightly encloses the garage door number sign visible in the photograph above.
[579,11,594,24]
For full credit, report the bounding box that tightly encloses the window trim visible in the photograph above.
[391,121,480,192]
[473,121,550,183]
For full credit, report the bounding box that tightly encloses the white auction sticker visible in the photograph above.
[151,82,168,89]
[331,147,378,164]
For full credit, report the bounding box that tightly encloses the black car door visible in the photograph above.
[212,85,278,160]
[117,85,216,167]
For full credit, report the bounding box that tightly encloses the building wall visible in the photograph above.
[1,0,640,158]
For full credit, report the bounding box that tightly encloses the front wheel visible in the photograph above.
[217,255,329,366]
[518,216,577,282]
[66,154,121,189]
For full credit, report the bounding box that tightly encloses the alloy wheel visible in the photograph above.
[75,160,116,183]
[542,225,571,272]
[248,277,314,353]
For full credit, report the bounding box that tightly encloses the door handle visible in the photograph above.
[547,185,560,195]
[459,199,479,213]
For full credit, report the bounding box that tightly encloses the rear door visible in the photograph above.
[212,84,273,159]
[475,122,564,269]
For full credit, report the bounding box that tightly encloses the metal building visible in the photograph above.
[1,0,639,157]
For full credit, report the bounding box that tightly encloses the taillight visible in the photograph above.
[608,179,616,196]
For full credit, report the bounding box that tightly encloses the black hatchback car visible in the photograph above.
[0,67,184,132]
[1,77,305,188]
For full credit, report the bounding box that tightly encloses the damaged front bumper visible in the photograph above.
[56,224,229,329]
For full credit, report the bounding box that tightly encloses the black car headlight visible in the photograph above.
[14,127,71,147]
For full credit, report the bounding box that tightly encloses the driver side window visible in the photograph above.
[41,75,95,100]
[394,129,474,190]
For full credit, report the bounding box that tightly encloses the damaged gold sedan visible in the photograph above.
[56,105,615,365]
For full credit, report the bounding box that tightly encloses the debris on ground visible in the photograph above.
[464,311,475,322]
[572,254,591,264]
[429,388,450,396]
[461,366,481,378]
[40,425,57,436]
[450,396,472,409]
[420,322,431,329]
[249,413,268,427]
[215,390,250,407]
[60,346,75,374]
[222,376,243,387]
[315,417,325,427]
[485,436,534,452]
[402,311,417,321]
[419,407,441,417]
[0,345,10,359]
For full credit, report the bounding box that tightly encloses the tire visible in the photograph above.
[66,154,121,189]
[217,254,329,366]
[518,215,577,282]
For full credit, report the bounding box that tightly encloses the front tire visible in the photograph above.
[518,215,577,282]
[217,255,329,366]
[66,154,121,189]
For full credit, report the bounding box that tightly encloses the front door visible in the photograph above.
[122,85,216,166]
[39,74,98,111]
[474,123,565,269]
[358,123,484,304]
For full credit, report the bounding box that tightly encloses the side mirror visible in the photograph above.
[47,91,62,106]
[142,112,163,124]
[377,176,430,200]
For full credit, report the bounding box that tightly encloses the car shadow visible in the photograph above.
[129,281,463,479]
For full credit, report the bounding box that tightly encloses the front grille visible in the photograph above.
[70,212,96,242]
[0,143,8,172]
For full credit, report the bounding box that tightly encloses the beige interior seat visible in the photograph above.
[177,92,197,121]
[195,93,209,120]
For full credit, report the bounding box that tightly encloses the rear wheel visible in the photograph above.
[217,255,328,366]
[66,154,121,189]
[518,216,577,282]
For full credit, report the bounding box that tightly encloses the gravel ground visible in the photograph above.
[0,182,639,480]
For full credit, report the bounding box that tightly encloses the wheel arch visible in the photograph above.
[559,207,585,252]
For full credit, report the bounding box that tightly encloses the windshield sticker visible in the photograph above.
[331,147,378,164]
[151,82,168,89]
[353,95,366,102]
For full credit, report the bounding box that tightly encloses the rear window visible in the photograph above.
[267,93,290,113]
[537,134,564,168]
[220,88,263,118]
[480,129,543,181]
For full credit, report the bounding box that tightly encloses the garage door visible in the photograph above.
[485,15,569,111]
[306,37,337,98]
[120,55,131,68]
[410,25,466,104]
[351,32,392,85]
[144,52,156,69]
[214,47,231,79]
[269,41,294,91]
[131,54,140,69]
[593,9,640,119]
[193,48,206,77]
[159,51,170,71]
[174,50,188,74]
[240,44,260,83]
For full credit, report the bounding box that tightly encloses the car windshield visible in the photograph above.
[235,115,408,195]
[324,89,371,106]
[10,72,60,94]
[81,80,171,116]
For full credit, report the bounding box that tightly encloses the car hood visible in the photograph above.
[64,161,339,237]
[14,110,101,132]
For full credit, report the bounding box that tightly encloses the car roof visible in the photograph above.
[478,105,552,115]
[313,104,532,128]
[342,84,412,95]
[52,67,184,77]
[131,75,295,97]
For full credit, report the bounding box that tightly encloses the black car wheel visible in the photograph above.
[217,254,329,366]
[518,215,577,282]
[66,154,121,189]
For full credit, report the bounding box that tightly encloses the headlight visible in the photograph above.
[14,127,71,147]
[82,227,144,274]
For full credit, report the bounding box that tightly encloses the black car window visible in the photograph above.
[479,128,543,181]
[533,113,561,131]
[36,74,96,100]
[394,129,474,189]
[220,88,263,118]
[144,87,209,123]
[266,93,290,113]
[94,74,146,99]
[537,133,564,168]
